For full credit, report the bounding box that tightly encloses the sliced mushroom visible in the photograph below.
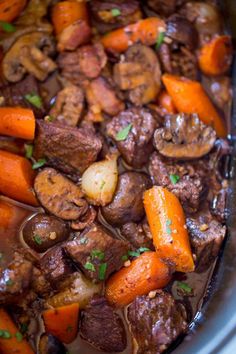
[34,168,88,220]
[166,14,198,50]
[154,114,216,159]
[113,44,161,105]
[2,32,57,82]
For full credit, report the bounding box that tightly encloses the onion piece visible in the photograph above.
[81,154,118,206]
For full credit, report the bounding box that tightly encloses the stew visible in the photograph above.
[0,1,232,353]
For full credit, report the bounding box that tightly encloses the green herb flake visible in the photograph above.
[32,158,46,170]
[155,31,166,50]
[100,180,106,190]
[33,234,42,245]
[115,123,132,141]
[44,115,54,122]
[0,330,11,339]
[166,219,172,226]
[91,249,105,261]
[0,21,16,33]
[24,144,33,159]
[176,281,193,295]
[15,332,23,342]
[24,93,43,109]
[98,263,107,280]
[121,254,128,262]
[20,323,28,335]
[111,8,121,17]
[137,247,150,253]
[128,250,140,258]
[84,261,95,272]
[166,226,172,235]
[169,174,180,185]
[6,279,14,286]
[66,325,73,333]
[79,237,88,245]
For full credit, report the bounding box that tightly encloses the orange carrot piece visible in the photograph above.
[144,186,194,273]
[0,200,17,229]
[0,150,38,206]
[101,17,166,53]
[0,107,35,140]
[162,74,227,137]
[105,252,171,307]
[42,303,79,344]
[157,90,177,114]
[0,0,27,23]
[51,1,88,35]
[0,308,34,354]
[198,35,233,76]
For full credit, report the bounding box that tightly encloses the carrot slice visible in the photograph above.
[198,35,233,76]
[0,0,27,23]
[42,303,79,344]
[51,1,88,35]
[157,90,177,114]
[0,108,35,140]
[105,252,171,307]
[0,150,38,206]
[0,308,34,354]
[143,186,194,273]
[162,74,227,137]
[0,200,17,229]
[101,17,166,53]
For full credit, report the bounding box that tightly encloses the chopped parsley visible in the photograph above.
[0,21,16,33]
[84,261,95,272]
[111,8,121,17]
[155,31,166,50]
[6,279,14,286]
[176,281,193,296]
[24,144,33,159]
[127,247,151,259]
[32,158,46,170]
[115,123,132,141]
[166,226,172,235]
[98,263,107,280]
[137,247,150,253]
[121,254,128,262]
[33,234,42,245]
[24,93,43,109]
[166,219,172,226]
[0,330,11,339]
[169,174,180,185]
[44,115,54,122]
[78,237,88,245]
[15,332,23,342]
[20,323,28,335]
[91,249,105,261]
[128,250,140,258]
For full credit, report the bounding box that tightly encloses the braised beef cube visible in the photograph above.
[64,224,129,281]
[102,172,151,226]
[147,0,177,16]
[149,152,206,213]
[106,107,157,168]
[0,252,33,304]
[186,216,226,271]
[211,188,228,223]
[0,75,45,118]
[128,291,187,354]
[80,297,127,352]
[121,220,154,250]
[34,120,102,175]
[40,247,73,286]
[31,267,51,297]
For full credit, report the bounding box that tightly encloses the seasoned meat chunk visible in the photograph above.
[57,20,91,52]
[64,223,129,281]
[154,114,216,160]
[89,0,141,33]
[34,168,88,220]
[102,172,151,225]
[166,15,198,50]
[49,85,84,127]
[211,188,228,223]
[186,216,226,271]
[39,246,73,286]
[80,297,127,352]
[149,152,206,213]
[121,220,154,250]
[58,43,107,84]
[34,120,102,175]
[0,252,33,304]
[107,107,157,168]
[147,0,178,16]
[128,291,187,354]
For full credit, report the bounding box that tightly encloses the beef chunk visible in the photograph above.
[121,220,154,250]
[58,43,107,84]
[149,152,206,213]
[147,0,178,16]
[211,188,228,223]
[102,172,151,225]
[107,107,157,168]
[57,20,92,52]
[39,246,73,287]
[128,291,187,354]
[64,223,129,281]
[186,216,226,271]
[34,121,102,175]
[0,252,33,304]
[0,75,45,118]
[80,297,127,352]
